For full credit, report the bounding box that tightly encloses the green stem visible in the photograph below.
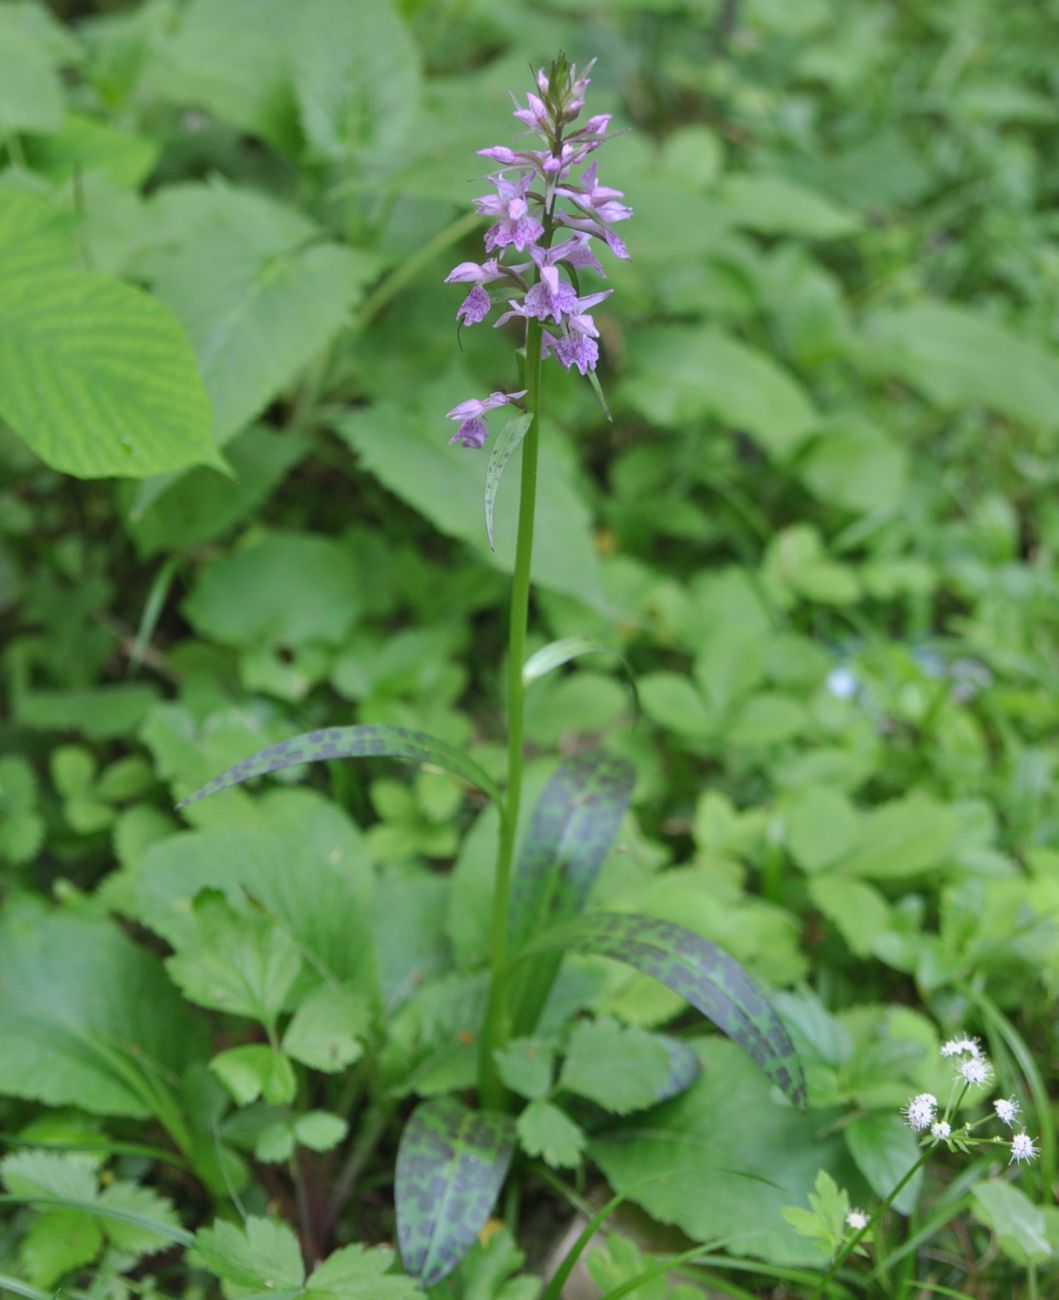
[479,316,545,1110]
[814,1149,932,1298]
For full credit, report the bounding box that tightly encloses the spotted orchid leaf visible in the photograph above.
[395,1096,515,1288]
[519,912,806,1110]
[509,752,634,949]
[175,724,500,809]
[507,752,633,1035]
[484,411,532,551]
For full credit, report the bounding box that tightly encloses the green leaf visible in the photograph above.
[484,412,532,551]
[800,418,907,514]
[620,326,817,459]
[395,1096,515,1288]
[865,302,1059,435]
[509,752,634,951]
[507,752,634,1035]
[971,1180,1053,1266]
[137,791,376,996]
[21,1210,102,1287]
[717,174,861,239]
[2,1151,98,1203]
[183,531,362,648]
[190,1215,304,1290]
[292,0,420,169]
[165,895,302,1025]
[127,425,308,557]
[0,190,78,277]
[840,794,958,880]
[335,376,607,610]
[0,261,217,479]
[150,0,303,150]
[0,2,76,135]
[592,1039,850,1267]
[97,1181,181,1257]
[294,1111,348,1153]
[307,1243,424,1298]
[211,1045,297,1106]
[175,723,501,809]
[523,637,639,714]
[14,683,158,739]
[516,1100,585,1169]
[520,912,806,1110]
[560,1018,672,1115]
[144,184,381,444]
[844,1111,922,1215]
[0,904,206,1119]
[282,984,369,1073]
[494,1038,555,1102]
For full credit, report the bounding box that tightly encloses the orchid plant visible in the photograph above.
[179,54,806,1289]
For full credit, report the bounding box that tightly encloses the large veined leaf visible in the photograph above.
[138,790,377,998]
[335,369,608,611]
[592,1041,851,1267]
[865,301,1059,434]
[0,266,217,479]
[142,183,382,444]
[0,902,207,1120]
[176,723,501,808]
[292,0,421,168]
[395,1097,515,1288]
[619,325,818,459]
[519,912,806,1109]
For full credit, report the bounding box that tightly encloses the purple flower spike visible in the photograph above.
[446,390,527,449]
[441,54,629,445]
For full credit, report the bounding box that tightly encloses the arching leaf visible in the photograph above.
[523,637,639,714]
[176,724,501,809]
[519,912,806,1110]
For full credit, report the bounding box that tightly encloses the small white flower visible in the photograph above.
[994,1097,1020,1128]
[902,1092,938,1132]
[1009,1132,1039,1165]
[931,1120,951,1141]
[940,1033,981,1059]
[846,1209,869,1231]
[956,1056,992,1088]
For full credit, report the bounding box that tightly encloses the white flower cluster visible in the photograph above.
[899,1033,1038,1167]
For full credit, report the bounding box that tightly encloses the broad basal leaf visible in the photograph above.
[0,902,207,1119]
[335,368,608,611]
[144,183,381,443]
[592,1040,850,1267]
[865,301,1059,435]
[176,723,501,809]
[0,267,217,479]
[520,912,806,1110]
[619,325,817,459]
[292,0,420,168]
[396,1096,515,1288]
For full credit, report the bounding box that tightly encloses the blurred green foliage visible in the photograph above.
[2,0,1059,1294]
